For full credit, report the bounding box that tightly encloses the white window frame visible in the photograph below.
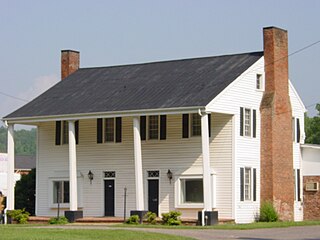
[241,108,255,138]
[244,168,251,201]
[148,115,159,140]
[256,73,264,91]
[190,113,201,137]
[62,120,69,145]
[175,173,216,208]
[241,167,255,202]
[104,118,115,143]
[48,176,83,208]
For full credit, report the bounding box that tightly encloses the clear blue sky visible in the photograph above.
[1,0,320,125]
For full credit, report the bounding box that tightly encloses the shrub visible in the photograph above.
[145,211,157,224]
[259,201,278,222]
[48,216,69,225]
[161,211,181,225]
[126,215,140,224]
[7,209,30,224]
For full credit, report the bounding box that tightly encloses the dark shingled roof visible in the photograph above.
[5,51,263,119]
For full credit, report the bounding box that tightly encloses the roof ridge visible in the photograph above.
[79,51,263,70]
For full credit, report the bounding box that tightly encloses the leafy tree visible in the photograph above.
[15,169,36,215]
[0,127,36,155]
[305,104,320,144]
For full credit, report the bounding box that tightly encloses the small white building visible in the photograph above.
[2,26,306,224]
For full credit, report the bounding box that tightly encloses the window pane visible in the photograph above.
[256,74,262,89]
[105,118,114,142]
[244,109,251,137]
[53,181,69,204]
[149,116,159,139]
[53,181,60,203]
[63,121,69,144]
[245,168,251,200]
[191,113,201,136]
[181,179,203,203]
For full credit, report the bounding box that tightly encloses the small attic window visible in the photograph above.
[256,74,263,90]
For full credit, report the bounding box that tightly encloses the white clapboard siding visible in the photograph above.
[206,58,264,223]
[36,113,233,219]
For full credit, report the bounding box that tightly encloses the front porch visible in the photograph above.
[5,112,234,225]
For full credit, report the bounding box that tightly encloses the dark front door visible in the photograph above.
[148,179,159,216]
[104,180,115,216]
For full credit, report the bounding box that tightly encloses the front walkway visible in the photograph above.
[33,224,320,240]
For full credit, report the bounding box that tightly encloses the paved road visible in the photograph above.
[36,225,320,240]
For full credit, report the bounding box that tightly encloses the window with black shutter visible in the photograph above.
[253,168,257,201]
[240,168,244,201]
[160,115,167,140]
[140,116,146,141]
[240,108,244,136]
[55,121,61,145]
[97,118,103,143]
[115,117,122,143]
[182,114,189,138]
[296,118,300,143]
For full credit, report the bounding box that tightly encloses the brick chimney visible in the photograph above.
[61,50,80,80]
[260,27,294,221]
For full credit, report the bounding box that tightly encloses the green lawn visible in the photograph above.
[0,226,195,240]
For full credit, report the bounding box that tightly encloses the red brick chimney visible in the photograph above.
[61,50,80,80]
[260,27,294,221]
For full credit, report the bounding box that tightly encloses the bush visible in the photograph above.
[7,209,30,224]
[161,211,181,225]
[48,216,69,225]
[145,211,157,224]
[259,201,278,222]
[126,215,140,224]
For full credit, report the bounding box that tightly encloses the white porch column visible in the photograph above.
[201,113,212,211]
[7,124,15,210]
[68,120,78,211]
[133,117,144,210]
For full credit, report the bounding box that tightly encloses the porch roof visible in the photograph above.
[4,51,263,121]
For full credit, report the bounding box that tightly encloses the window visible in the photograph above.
[140,115,166,141]
[256,74,263,90]
[244,109,251,137]
[240,108,256,138]
[191,113,201,136]
[244,168,251,200]
[240,167,257,201]
[149,115,159,140]
[62,121,69,144]
[55,121,79,145]
[97,117,122,143]
[148,170,160,178]
[180,178,203,203]
[105,118,115,142]
[182,113,211,138]
[104,171,116,178]
[53,181,69,204]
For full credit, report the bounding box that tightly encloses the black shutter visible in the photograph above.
[160,115,167,140]
[97,118,103,143]
[182,114,189,138]
[115,117,122,143]
[296,118,301,143]
[253,109,256,138]
[297,169,301,201]
[240,107,244,136]
[208,114,211,138]
[253,168,257,201]
[140,116,146,141]
[240,168,244,201]
[55,121,61,145]
[75,120,79,145]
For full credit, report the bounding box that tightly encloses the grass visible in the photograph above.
[0,226,195,240]
[114,220,320,230]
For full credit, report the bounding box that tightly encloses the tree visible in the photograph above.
[305,104,320,144]
[15,169,36,215]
